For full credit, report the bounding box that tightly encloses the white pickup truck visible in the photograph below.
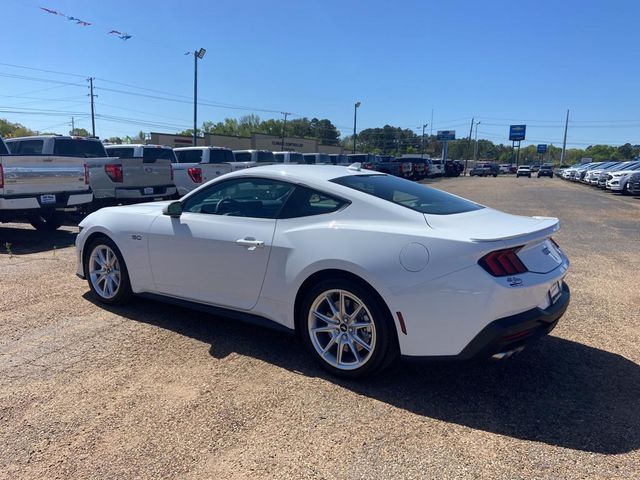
[1,135,94,230]
[172,147,239,196]
[101,144,177,206]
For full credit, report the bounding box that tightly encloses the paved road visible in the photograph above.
[1,177,639,479]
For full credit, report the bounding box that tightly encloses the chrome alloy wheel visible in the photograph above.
[307,289,376,370]
[89,244,121,299]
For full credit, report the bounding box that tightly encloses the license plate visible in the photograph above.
[549,281,561,305]
[40,194,56,204]
[143,187,154,195]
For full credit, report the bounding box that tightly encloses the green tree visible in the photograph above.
[69,127,90,137]
[0,119,35,138]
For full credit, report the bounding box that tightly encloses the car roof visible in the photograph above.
[174,146,231,151]
[6,135,101,142]
[219,164,384,185]
[105,144,171,149]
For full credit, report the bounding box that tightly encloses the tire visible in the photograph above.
[492,174,497,177]
[84,236,132,305]
[299,278,399,378]
[28,212,64,231]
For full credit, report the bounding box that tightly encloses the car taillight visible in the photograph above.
[363,163,374,170]
[0,164,3,188]
[83,163,90,185]
[104,164,123,183]
[478,246,528,277]
[187,167,202,183]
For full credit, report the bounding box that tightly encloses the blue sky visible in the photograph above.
[1,0,639,148]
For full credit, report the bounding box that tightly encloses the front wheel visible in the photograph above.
[84,237,132,305]
[28,211,64,231]
[299,279,399,378]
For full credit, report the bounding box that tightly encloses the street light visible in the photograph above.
[192,48,206,145]
[352,101,361,154]
[473,121,481,161]
[421,123,429,157]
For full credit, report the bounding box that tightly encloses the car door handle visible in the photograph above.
[236,238,265,250]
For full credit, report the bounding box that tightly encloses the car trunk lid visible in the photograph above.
[424,208,564,274]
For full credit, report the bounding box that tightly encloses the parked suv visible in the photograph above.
[516,165,532,177]
[537,164,554,178]
[469,162,498,177]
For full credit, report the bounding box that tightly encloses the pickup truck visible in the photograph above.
[303,153,331,164]
[233,150,275,166]
[400,156,429,180]
[351,154,413,178]
[2,135,95,230]
[173,147,238,196]
[102,144,177,206]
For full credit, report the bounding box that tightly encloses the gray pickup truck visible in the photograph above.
[2,135,95,230]
[101,144,177,206]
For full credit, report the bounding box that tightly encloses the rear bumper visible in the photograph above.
[403,282,570,361]
[114,185,177,199]
[0,191,92,210]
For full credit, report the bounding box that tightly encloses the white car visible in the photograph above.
[605,164,640,192]
[75,164,570,377]
[516,166,532,177]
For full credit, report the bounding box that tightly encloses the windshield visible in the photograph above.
[331,174,483,215]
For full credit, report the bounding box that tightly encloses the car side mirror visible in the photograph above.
[163,201,183,218]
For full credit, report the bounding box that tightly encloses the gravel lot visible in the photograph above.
[1,177,639,479]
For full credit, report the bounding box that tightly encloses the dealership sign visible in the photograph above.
[437,130,456,141]
[509,125,526,141]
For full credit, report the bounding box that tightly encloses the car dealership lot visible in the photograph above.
[1,177,639,479]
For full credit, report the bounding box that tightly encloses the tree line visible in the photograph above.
[1,117,638,164]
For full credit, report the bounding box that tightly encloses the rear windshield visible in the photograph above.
[143,147,177,163]
[106,147,135,158]
[331,174,483,215]
[234,152,251,162]
[54,138,107,157]
[257,151,275,163]
[175,149,203,163]
[289,153,304,163]
[209,149,235,163]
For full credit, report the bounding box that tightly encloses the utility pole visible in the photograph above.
[560,109,569,164]
[421,123,428,157]
[430,109,433,135]
[473,121,481,161]
[87,77,96,137]
[281,112,290,151]
[464,117,474,175]
[352,101,361,154]
[70,116,75,134]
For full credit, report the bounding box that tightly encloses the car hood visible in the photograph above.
[106,200,171,215]
[610,170,637,176]
[424,208,559,243]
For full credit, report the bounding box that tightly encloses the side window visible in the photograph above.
[5,141,18,153]
[279,186,348,219]
[182,178,294,219]
[16,140,44,154]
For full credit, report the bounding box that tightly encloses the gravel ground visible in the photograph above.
[0,176,639,479]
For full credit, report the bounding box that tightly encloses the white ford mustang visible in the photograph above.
[76,164,570,377]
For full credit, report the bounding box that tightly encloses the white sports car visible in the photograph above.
[76,164,570,377]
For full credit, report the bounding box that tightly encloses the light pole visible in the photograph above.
[281,112,290,151]
[421,123,428,157]
[473,121,481,161]
[352,101,361,154]
[192,48,206,146]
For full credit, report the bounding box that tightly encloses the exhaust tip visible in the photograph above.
[491,345,525,360]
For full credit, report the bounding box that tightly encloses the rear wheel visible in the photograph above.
[299,278,398,378]
[28,212,64,231]
[84,237,132,305]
